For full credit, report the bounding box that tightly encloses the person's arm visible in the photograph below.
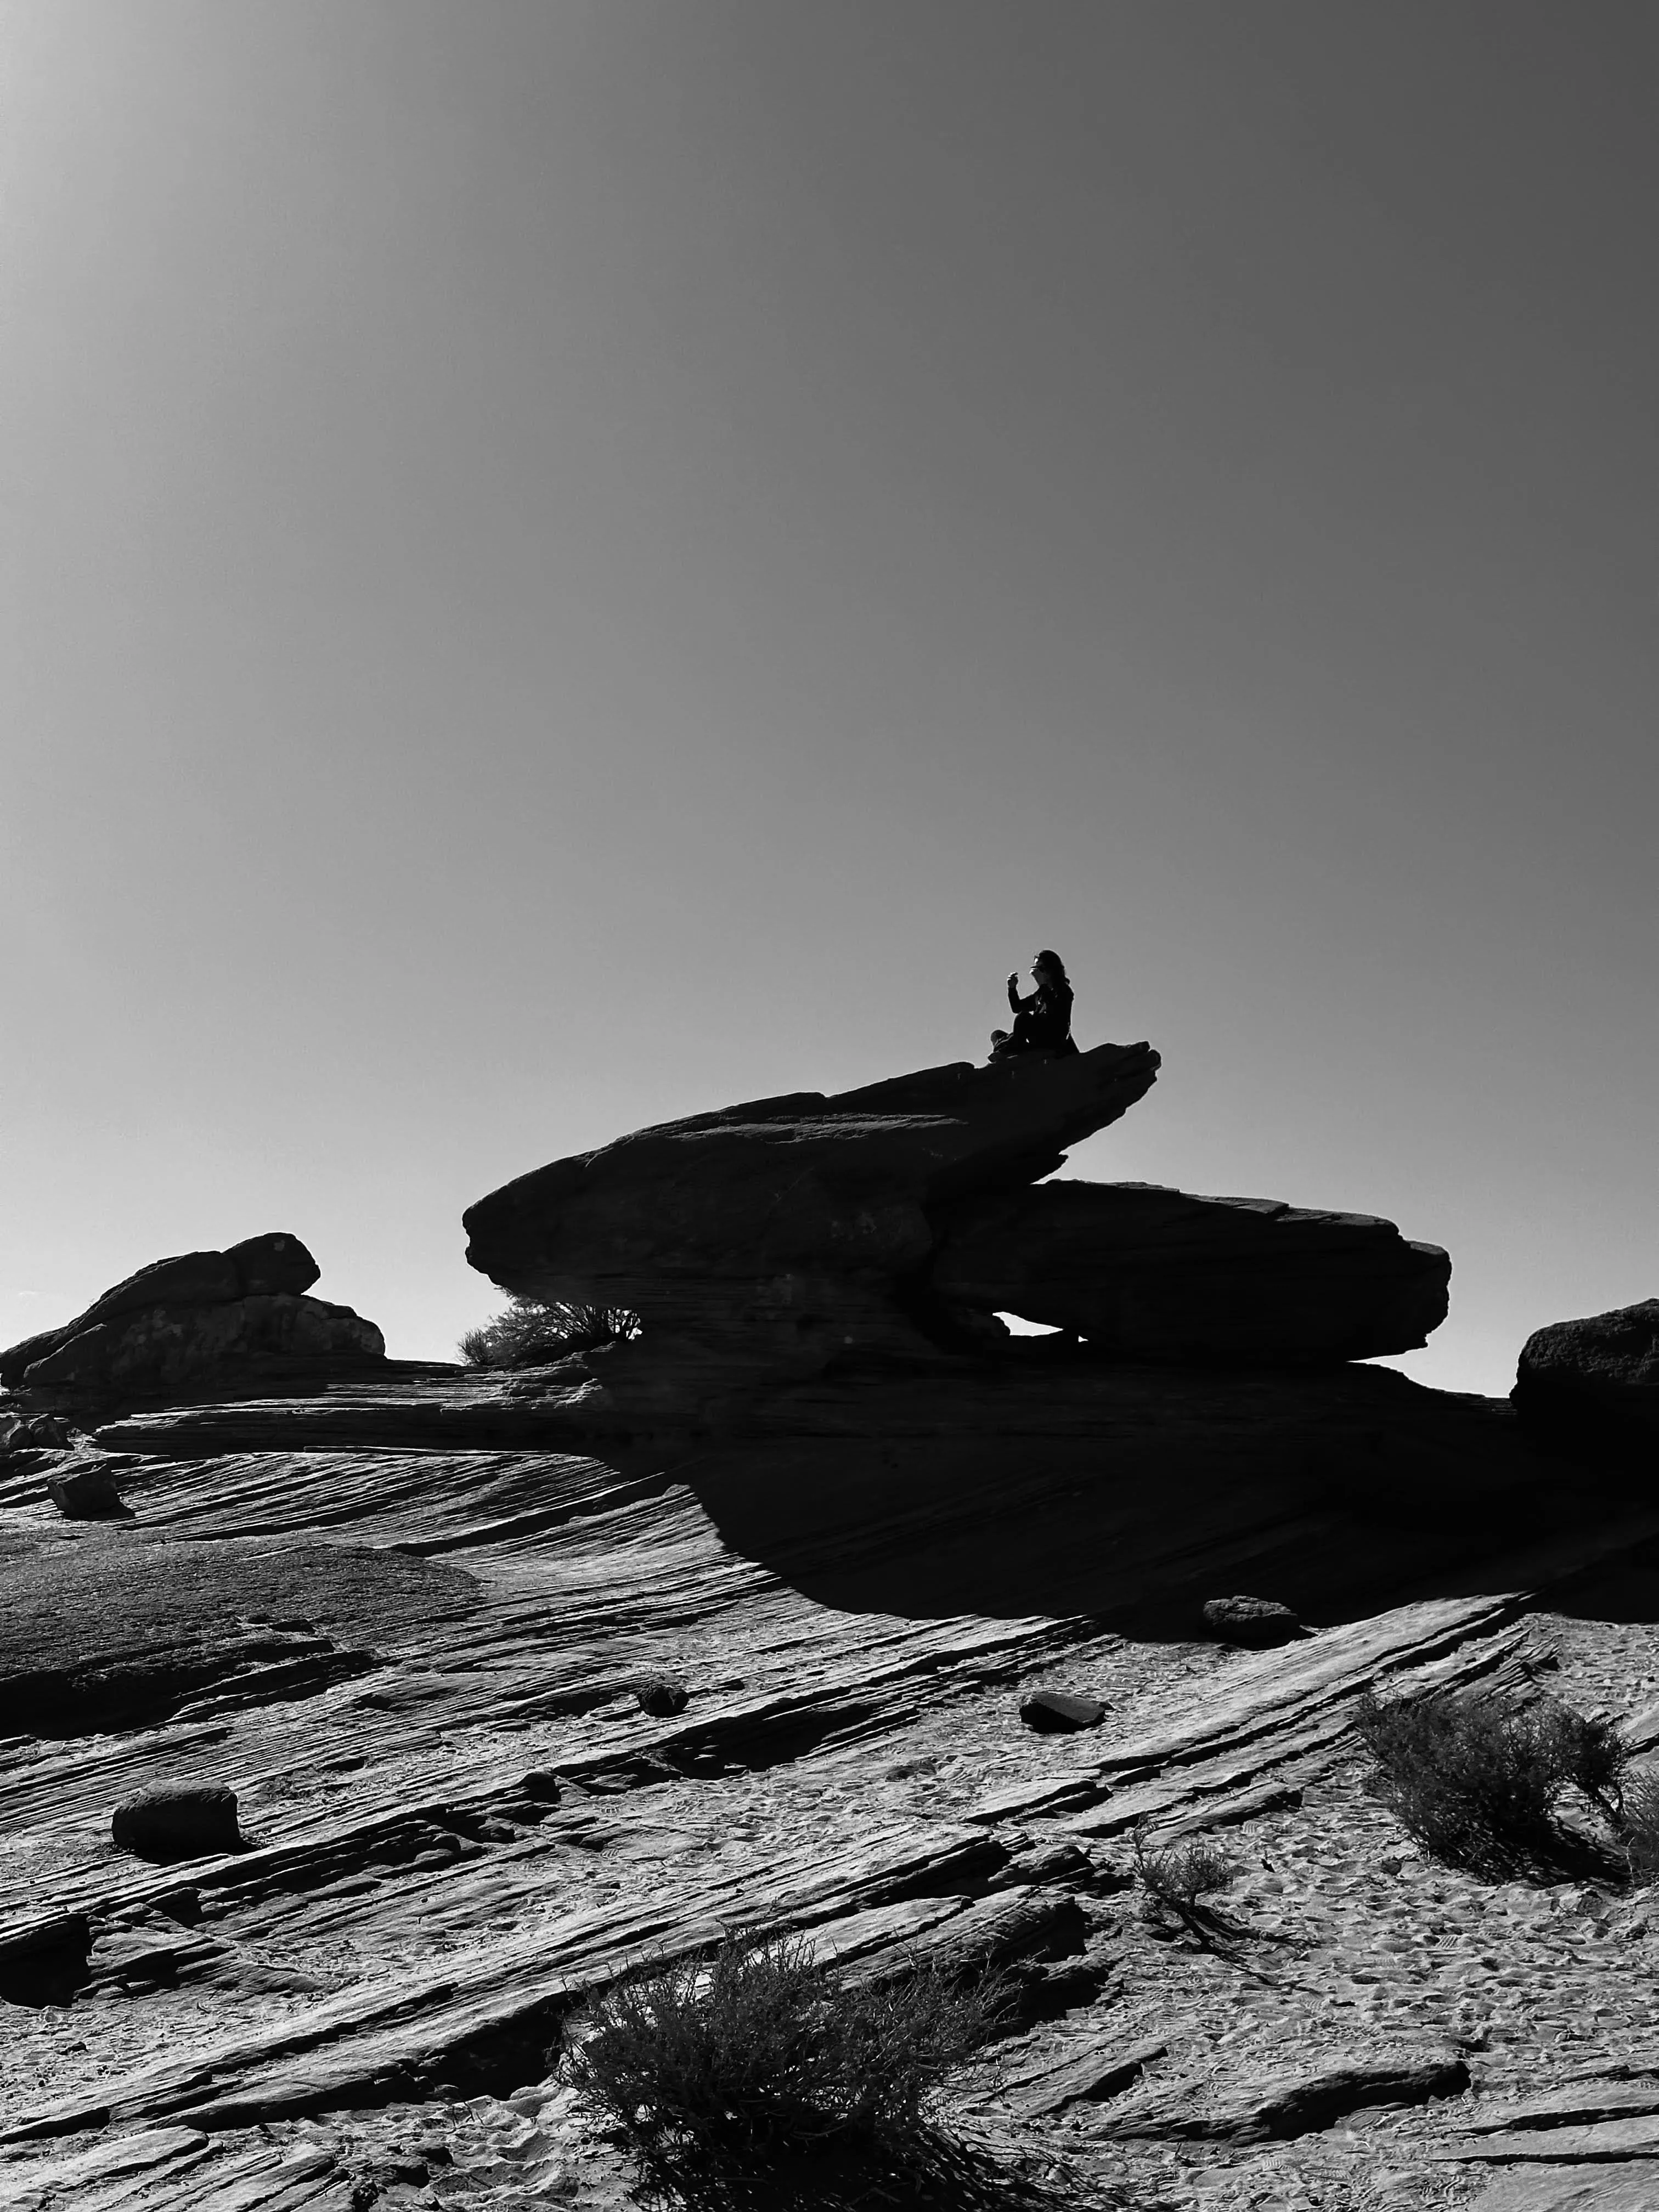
[1007,972,1023,1013]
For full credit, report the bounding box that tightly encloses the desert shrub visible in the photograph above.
[1131,1825,1238,1922]
[1619,1769,1659,1886]
[1355,1689,1629,1875]
[458,1296,639,1369]
[565,1928,1007,2157]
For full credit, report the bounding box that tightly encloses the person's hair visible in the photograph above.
[1035,949,1067,980]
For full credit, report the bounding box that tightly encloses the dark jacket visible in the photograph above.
[1007,974,1074,1049]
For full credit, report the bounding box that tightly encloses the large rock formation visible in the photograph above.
[0,1234,385,1409]
[463,1042,1162,1385]
[929,1181,1449,1363]
[464,1044,1448,1391]
[1514,1299,1659,1464]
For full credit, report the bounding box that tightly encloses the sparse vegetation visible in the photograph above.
[564,1928,1008,2158]
[1131,1824,1239,1929]
[458,1296,639,1369]
[1356,1689,1631,1877]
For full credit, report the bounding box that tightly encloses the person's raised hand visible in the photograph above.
[1006,972,1019,992]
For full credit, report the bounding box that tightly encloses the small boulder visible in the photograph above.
[111,1782,241,1860]
[225,1233,321,1299]
[1203,1595,1308,1649]
[45,1460,126,1520]
[1020,1689,1107,1734]
[520,1769,562,1802]
[1,1412,74,1453]
[636,1678,691,1717]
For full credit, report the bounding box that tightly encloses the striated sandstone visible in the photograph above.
[5,1059,1659,2211]
[929,1178,1451,1361]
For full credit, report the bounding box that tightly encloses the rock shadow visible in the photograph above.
[678,1361,1649,1639]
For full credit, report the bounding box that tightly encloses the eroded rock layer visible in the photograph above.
[929,1180,1451,1362]
[4,1324,1659,2210]
[0,1237,385,1413]
[462,1043,1161,1383]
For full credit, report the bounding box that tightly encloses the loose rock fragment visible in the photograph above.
[1201,1594,1307,1647]
[45,1460,126,1520]
[636,1678,690,1717]
[111,1782,241,1860]
[1020,1689,1107,1733]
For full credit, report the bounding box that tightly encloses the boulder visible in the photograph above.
[928,1181,1450,1364]
[0,1413,74,1452]
[111,1782,240,1860]
[1514,1300,1659,1463]
[636,1678,691,1718]
[463,1042,1161,1387]
[224,1233,320,1299]
[45,1459,127,1520]
[1202,1595,1308,1649]
[1020,1689,1108,1734]
[0,1238,382,1408]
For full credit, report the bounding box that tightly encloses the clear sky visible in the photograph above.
[2,1,1653,1393]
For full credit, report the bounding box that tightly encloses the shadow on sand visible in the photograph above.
[628,2127,1109,2212]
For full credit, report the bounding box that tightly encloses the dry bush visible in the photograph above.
[1131,1826,1239,1922]
[458,1296,639,1369]
[1356,1689,1629,1876]
[565,1929,1007,2157]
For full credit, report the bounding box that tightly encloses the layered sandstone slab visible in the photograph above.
[928,1181,1450,1363]
[462,1042,1161,1380]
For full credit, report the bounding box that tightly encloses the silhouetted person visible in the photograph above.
[990,950,1076,1060]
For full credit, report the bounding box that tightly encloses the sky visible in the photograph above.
[1,0,1653,1393]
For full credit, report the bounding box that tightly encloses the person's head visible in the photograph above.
[1032,949,1066,986]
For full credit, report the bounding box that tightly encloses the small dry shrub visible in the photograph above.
[459,1296,639,1369]
[565,1929,1006,2157]
[1356,1689,1629,1876]
[1131,1825,1238,1921]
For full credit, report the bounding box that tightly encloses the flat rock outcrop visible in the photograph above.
[2,1335,1656,2207]
[0,1235,385,1411]
[928,1180,1450,1362]
[1514,1299,1659,1464]
[463,1043,1161,1385]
